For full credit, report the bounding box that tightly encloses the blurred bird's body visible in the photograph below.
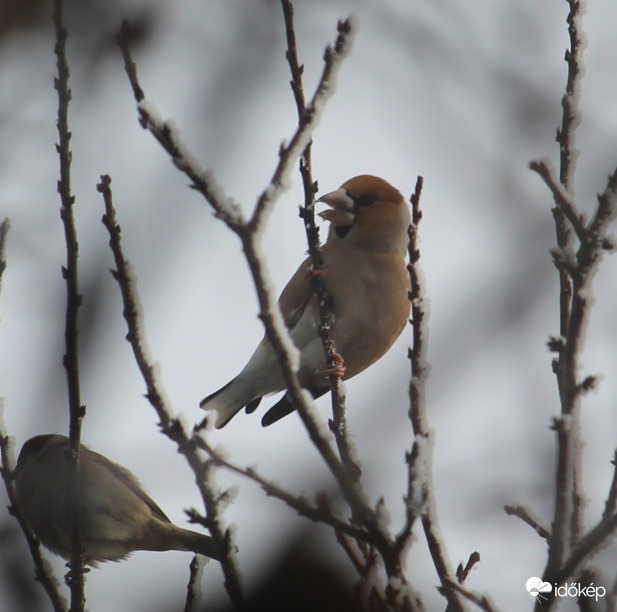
[201,175,411,428]
[14,434,219,565]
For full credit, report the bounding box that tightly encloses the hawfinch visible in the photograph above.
[201,175,411,428]
[13,434,220,565]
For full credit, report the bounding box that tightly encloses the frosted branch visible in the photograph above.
[531,3,617,608]
[404,177,466,611]
[116,22,244,227]
[97,175,244,608]
[603,450,617,521]
[529,159,586,241]
[183,555,204,612]
[504,505,551,541]
[194,434,368,541]
[440,578,498,612]
[249,14,357,228]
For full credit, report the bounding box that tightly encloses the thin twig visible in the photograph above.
[248,16,356,228]
[529,160,586,241]
[504,505,551,541]
[603,451,617,521]
[334,530,366,575]
[440,578,498,612]
[52,0,86,605]
[555,511,617,586]
[536,1,587,593]
[588,168,617,251]
[550,0,585,344]
[195,434,368,542]
[407,176,430,434]
[96,175,244,608]
[404,177,466,611]
[116,22,243,227]
[557,0,585,195]
[456,552,481,584]
[279,0,360,483]
[183,555,204,612]
[0,218,9,296]
[533,4,617,609]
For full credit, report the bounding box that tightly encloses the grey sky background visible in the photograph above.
[1,1,617,610]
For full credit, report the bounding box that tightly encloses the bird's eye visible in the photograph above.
[355,194,376,208]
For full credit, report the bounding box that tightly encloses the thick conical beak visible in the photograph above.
[317,188,355,227]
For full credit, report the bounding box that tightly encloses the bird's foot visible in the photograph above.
[304,264,326,281]
[317,352,346,377]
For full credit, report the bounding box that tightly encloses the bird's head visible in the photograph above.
[318,175,411,253]
[14,434,66,477]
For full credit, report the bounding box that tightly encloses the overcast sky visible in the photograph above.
[1,1,617,610]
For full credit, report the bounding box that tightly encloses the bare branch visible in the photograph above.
[529,159,586,241]
[404,177,466,611]
[588,168,617,249]
[550,0,588,561]
[555,512,617,586]
[0,218,9,296]
[195,434,368,542]
[440,578,499,612]
[557,0,586,194]
[407,176,429,437]
[603,451,617,521]
[249,16,356,228]
[456,551,481,584]
[334,529,367,576]
[547,0,586,349]
[96,175,244,608]
[280,0,360,483]
[183,555,204,612]
[116,22,243,227]
[504,505,551,541]
[52,0,86,603]
[533,5,617,609]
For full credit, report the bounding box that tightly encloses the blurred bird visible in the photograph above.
[201,175,411,428]
[13,434,220,565]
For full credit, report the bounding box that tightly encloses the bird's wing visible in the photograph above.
[90,451,171,524]
[277,255,314,330]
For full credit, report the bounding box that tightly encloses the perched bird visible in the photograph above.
[13,434,220,565]
[201,175,411,428]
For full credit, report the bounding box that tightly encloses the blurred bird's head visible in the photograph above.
[318,175,410,254]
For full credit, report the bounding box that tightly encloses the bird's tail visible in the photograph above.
[199,378,258,428]
[171,527,222,560]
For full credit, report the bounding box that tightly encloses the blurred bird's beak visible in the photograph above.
[317,188,355,227]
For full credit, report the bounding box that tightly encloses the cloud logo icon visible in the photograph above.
[526,577,552,600]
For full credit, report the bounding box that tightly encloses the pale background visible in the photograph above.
[1,1,617,610]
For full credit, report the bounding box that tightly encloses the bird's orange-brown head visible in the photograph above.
[318,175,410,254]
